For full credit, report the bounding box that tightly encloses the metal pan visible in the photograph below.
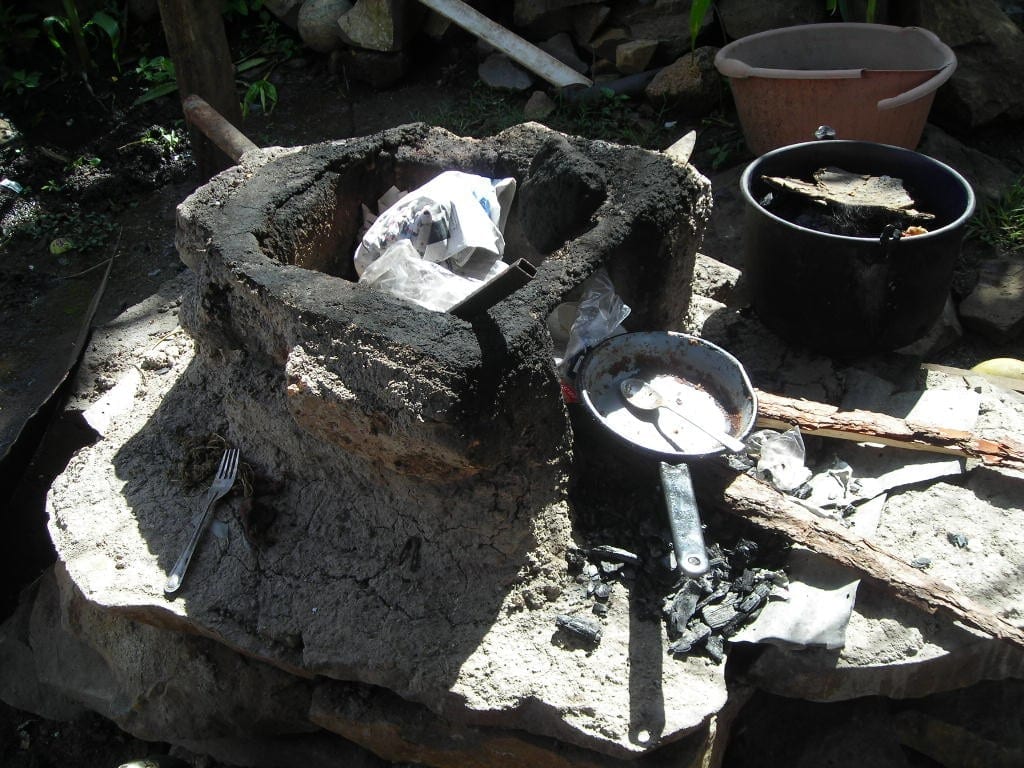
[575,331,757,576]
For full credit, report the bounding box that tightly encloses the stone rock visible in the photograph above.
[514,0,603,28]
[663,130,696,166]
[958,257,1024,341]
[644,46,724,114]
[893,0,1024,127]
[310,679,715,768]
[918,124,1020,207]
[298,0,351,52]
[607,0,707,64]
[337,0,420,53]
[587,26,630,59]
[478,53,533,91]
[524,90,558,121]
[895,295,963,359]
[691,252,741,305]
[615,39,658,75]
[0,568,389,768]
[572,4,610,47]
[716,0,829,40]
[538,32,589,74]
[265,0,303,28]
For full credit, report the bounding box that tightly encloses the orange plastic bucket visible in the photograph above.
[714,24,957,154]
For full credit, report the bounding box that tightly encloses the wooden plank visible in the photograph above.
[157,0,244,180]
[699,466,1024,651]
[415,0,592,88]
[755,389,1024,471]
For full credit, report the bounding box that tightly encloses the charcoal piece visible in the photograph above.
[701,602,739,630]
[732,538,759,565]
[593,582,612,601]
[588,544,640,566]
[566,548,586,573]
[584,564,600,579]
[910,557,932,570]
[947,532,969,548]
[668,622,711,655]
[697,583,729,609]
[705,634,726,663]
[733,568,756,595]
[738,581,772,614]
[592,602,609,616]
[764,569,789,588]
[556,614,602,644]
[665,580,702,636]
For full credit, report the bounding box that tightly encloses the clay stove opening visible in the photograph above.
[255,146,603,295]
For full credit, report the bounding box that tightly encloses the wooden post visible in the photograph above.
[157,0,243,181]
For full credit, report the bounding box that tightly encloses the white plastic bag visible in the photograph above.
[354,171,516,276]
[354,171,516,313]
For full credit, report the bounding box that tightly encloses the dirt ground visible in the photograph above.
[1,15,1023,768]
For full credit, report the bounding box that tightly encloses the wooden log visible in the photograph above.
[181,95,259,163]
[755,389,1024,471]
[157,0,243,181]
[699,465,1024,651]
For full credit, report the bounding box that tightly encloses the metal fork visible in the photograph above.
[164,447,240,595]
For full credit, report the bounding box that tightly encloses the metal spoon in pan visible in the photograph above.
[619,377,747,453]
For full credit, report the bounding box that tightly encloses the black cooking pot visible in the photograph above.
[740,140,975,355]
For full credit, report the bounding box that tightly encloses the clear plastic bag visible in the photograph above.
[559,269,631,378]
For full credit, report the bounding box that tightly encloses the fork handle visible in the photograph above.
[164,490,216,594]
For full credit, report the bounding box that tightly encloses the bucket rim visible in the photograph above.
[715,23,956,81]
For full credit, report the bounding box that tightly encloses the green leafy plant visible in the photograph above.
[43,0,122,75]
[241,78,278,116]
[132,55,178,106]
[3,69,41,95]
[689,0,713,53]
[70,154,102,170]
[968,178,1024,253]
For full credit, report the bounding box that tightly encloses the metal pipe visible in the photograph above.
[181,93,259,163]
[449,259,537,320]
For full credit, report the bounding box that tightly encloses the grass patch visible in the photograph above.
[968,177,1024,254]
[429,82,524,137]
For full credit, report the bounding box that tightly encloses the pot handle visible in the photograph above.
[659,462,709,577]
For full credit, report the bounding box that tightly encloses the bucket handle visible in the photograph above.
[877,61,956,111]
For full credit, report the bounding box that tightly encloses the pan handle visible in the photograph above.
[659,462,710,577]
